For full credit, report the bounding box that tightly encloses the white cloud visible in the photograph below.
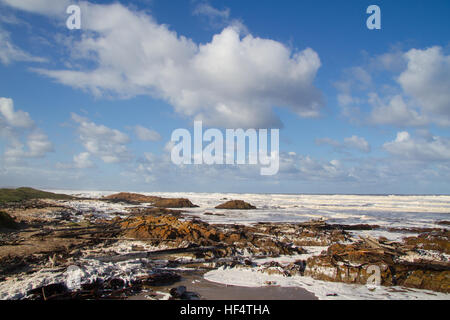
[0,97,53,163]
[344,136,370,153]
[398,46,450,125]
[192,2,248,32]
[25,130,53,157]
[193,2,230,21]
[134,125,161,142]
[383,131,450,161]
[368,94,428,126]
[0,97,34,128]
[337,46,450,127]
[349,66,372,88]
[316,135,370,153]
[370,50,406,73]
[0,0,70,16]
[56,152,94,169]
[335,66,372,96]
[277,153,353,182]
[71,113,131,164]
[33,2,323,128]
[73,152,94,168]
[0,12,24,25]
[0,29,45,65]
[337,93,360,107]
[315,137,340,148]
[132,148,353,188]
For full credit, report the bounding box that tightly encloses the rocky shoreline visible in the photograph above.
[0,191,449,300]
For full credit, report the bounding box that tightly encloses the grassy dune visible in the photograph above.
[0,187,74,204]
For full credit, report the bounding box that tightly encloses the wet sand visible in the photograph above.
[130,271,318,300]
[183,279,318,300]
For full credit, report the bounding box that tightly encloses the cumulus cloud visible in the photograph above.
[25,130,53,157]
[383,131,450,161]
[32,2,323,128]
[337,46,450,127]
[369,49,407,73]
[368,94,428,126]
[3,130,53,161]
[134,125,161,142]
[71,113,131,164]
[278,153,349,181]
[56,151,95,169]
[72,152,94,169]
[134,147,355,187]
[316,135,370,153]
[0,97,53,163]
[344,136,371,153]
[334,66,372,96]
[0,97,34,128]
[398,46,450,125]
[0,29,45,65]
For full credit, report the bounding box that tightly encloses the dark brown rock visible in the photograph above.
[0,211,18,229]
[128,207,183,217]
[104,192,161,203]
[120,215,224,247]
[104,192,198,208]
[152,198,198,208]
[215,200,256,210]
[403,230,450,254]
[303,240,450,293]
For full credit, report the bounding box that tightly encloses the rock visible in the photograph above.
[257,260,305,277]
[402,270,450,292]
[28,283,68,299]
[104,192,161,204]
[129,207,183,217]
[215,200,256,210]
[244,259,253,266]
[26,277,145,300]
[0,210,18,229]
[104,193,198,208]
[303,240,450,293]
[227,233,243,243]
[152,198,198,208]
[170,286,200,300]
[387,226,443,233]
[135,272,181,286]
[170,286,186,298]
[292,228,348,246]
[120,215,225,247]
[403,230,450,254]
[119,215,305,257]
[304,253,393,285]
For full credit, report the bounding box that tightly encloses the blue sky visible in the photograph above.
[0,0,449,194]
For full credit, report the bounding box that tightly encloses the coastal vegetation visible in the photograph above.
[0,187,74,204]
